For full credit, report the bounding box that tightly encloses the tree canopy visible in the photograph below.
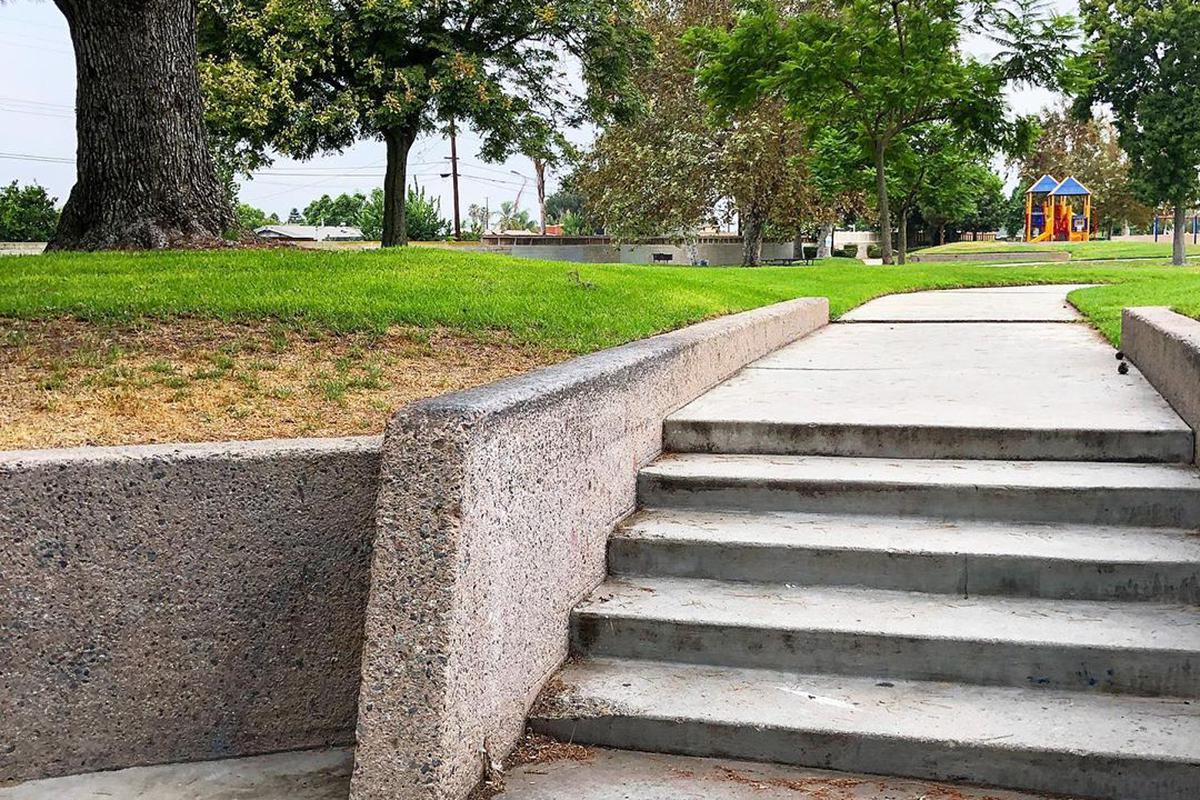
[1075,0,1200,264]
[687,0,1053,262]
[198,0,648,246]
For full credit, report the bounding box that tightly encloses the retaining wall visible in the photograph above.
[350,297,830,800]
[0,437,382,784]
[1123,307,1200,463]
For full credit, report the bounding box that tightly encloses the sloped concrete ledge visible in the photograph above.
[350,297,829,800]
[0,436,382,784]
[1123,308,1200,462]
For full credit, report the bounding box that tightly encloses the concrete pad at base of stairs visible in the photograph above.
[840,284,1093,322]
[495,746,1053,799]
[0,746,1052,800]
[665,321,1193,461]
[0,749,352,800]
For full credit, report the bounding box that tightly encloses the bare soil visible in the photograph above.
[0,318,562,450]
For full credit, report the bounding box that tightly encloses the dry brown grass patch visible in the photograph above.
[0,317,563,450]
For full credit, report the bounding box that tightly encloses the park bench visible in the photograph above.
[763,254,814,266]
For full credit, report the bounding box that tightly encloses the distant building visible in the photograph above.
[254,224,364,242]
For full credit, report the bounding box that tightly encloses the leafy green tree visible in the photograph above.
[198,0,648,247]
[235,202,279,231]
[359,190,385,241]
[0,182,60,242]
[1075,0,1200,263]
[286,208,304,225]
[495,202,538,233]
[303,193,369,228]
[405,184,451,241]
[579,0,815,265]
[688,0,1051,263]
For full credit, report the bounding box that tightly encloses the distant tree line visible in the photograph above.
[0,182,59,242]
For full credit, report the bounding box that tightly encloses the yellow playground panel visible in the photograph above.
[1025,175,1092,242]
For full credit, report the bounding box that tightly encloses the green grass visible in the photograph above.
[3,247,1199,349]
[921,239,1200,260]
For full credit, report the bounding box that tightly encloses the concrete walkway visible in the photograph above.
[667,285,1192,461]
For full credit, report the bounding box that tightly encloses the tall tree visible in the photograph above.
[578,0,816,265]
[1075,0,1200,264]
[46,0,234,250]
[198,0,647,247]
[688,0,1050,263]
[1013,106,1152,237]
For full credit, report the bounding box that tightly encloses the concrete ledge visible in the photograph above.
[350,297,829,800]
[909,250,1068,263]
[1123,308,1200,463]
[0,437,382,784]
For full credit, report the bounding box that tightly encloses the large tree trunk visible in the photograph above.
[897,210,908,265]
[872,139,894,265]
[1173,202,1187,266]
[741,206,765,267]
[816,222,834,259]
[49,0,233,251]
[534,158,548,236]
[382,125,417,247]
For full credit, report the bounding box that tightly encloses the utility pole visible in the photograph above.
[449,119,462,240]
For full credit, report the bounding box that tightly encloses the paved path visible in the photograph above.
[667,285,1192,462]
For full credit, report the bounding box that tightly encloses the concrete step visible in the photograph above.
[638,453,1200,527]
[571,577,1200,696]
[530,658,1200,800]
[494,745,1054,799]
[662,417,1196,462]
[661,319,1195,463]
[609,509,1200,602]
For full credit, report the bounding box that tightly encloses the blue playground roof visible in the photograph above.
[1050,176,1091,196]
[1026,174,1059,194]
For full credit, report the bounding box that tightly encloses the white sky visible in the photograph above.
[0,0,1075,221]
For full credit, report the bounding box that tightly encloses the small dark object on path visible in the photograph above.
[1118,361,1130,375]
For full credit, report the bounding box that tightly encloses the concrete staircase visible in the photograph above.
[531,292,1200,800]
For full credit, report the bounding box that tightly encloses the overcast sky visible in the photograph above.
[1,0,1074,222]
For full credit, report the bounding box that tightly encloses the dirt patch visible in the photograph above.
[707,764,1015,799]
[467,731,593,800]
[0,318,563,450]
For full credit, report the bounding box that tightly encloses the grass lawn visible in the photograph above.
[2,247,1199,448]
[921,239,1200,260]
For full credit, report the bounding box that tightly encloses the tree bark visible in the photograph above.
[741,206,765,266]
[897,210,908,265]
[1173,201,1187,266]
[382,125,417,247]
[872,139,893,264]
[49,0,233,251]
[534,158,548,236]
[816,222,834,259]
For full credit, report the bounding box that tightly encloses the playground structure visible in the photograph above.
[1024,175,1092,242]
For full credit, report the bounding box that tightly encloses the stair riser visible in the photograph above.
[637,476,1200,528]
[572,616,1200,697]
[529,715,1197,800]
[663,420,1195,463]
[608,539,1200,603]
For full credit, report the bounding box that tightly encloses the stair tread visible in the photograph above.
[642,453,1200,490]
[577,577,1200,652]
[615,508,1200,564]
[536,658,1200,761]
